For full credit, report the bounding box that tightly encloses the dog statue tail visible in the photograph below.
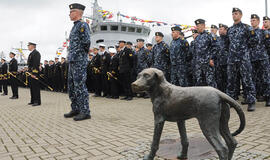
[217,90,246,136]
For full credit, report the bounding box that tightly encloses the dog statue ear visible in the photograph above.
[154,69,164,82]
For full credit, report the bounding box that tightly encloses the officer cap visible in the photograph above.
[107,46,114,49]
[155,32,164,37]
[263,16,270,21]
[98,43,106,48]
[119,40,126,43]
[251,14,260,20]
[109,48,117,54]
[55,57,59,59]
[93,46,99,50]
[195,19,206,25]
[69,3,85,11]
[146,43,153,47]
[28,42,37,46]
[232,7,242,14]
[136,39,145,42]
[171,26,182,32]
[219,23,228,29]
[211,25,218,29]
[10,52,16,56]
[127,41,133,45]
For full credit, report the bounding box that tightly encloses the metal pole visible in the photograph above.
[266,0,268,16]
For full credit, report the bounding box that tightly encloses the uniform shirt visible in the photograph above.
[9,58,18,72]
[169,37,189,66]
[27,49,41,75]
[100,51,111,74]
[249,28,269,62]
[152,41,170,72]
[194,30,218,64]
[136,47,150,73]
[227,22,257,63]
[217,34,229,66]
[118,47,134,73]
[68,20,91,62]
[263,29,270,56]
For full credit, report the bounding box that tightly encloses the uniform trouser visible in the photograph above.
[0,80,2,92]
[93,74,101,95]
[68,62,90,115]
[29,76,41,104]
[195,63,217,88]
[251,59,270,98]
[10,76,18,97]
[54,75,61,91]
[109,78,119,97]
[216,65,227,93]
[170,65,187,87]
[101,73,109,96]
[2,79,8,94]
[226,60,256,104]
[119,72,133,97]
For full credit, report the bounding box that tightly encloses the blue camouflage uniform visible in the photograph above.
[226,22,256,103]
[264,29,270,63]
[249,28,270,99]
[67,19,91,115]
[152,41,171,81]
[136,47,150,74]
[169,37,189,86]
[187,40,195,86]
[216,34,229,92]
[194,30,217,87]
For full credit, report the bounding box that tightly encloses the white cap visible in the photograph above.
[99,43,106,47]
[109,48,117,53]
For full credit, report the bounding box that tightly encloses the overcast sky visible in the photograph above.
[0,0,268,62]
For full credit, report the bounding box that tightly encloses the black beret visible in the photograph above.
[232,7,242,14]
[69,3,85,11]
[171,26,181,31]
[211,25,218,29]
[28,42,36,46]
[251,14,260,20]
[263,16,270,21]
[127,41,133,45]
[146,43,153,47]
[195,19,206,25]
[119,40,126,43]
[155,32,164,37]
[219,23,228,29]
[136,39,145,42]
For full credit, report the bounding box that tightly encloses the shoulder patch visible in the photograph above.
[213,37,217,41]
[266,34,269,39]
[185,42,189,46]
[80,27,84,33]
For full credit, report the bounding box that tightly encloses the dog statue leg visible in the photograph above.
[144,121,165,160]
[177,120,189,160]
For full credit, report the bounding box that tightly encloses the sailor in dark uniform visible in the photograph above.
[27,42,41,106]
[1,58,8,96]
[9,52,19,99]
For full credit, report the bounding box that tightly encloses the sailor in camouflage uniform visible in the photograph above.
[216,24,229,93]
[64,3,91,121]
[227,8,257,111]
[135,39,150,74]
[249,14,270,106]
[145,43,153,67]
[263,16,270,62]
[151,32,171,81]
[169,26,189,86]
[193,19,218,88]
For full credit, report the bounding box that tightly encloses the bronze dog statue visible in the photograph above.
[131,68,245,160]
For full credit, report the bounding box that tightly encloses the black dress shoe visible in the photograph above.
[126,96,133,101]
[106,95,112,98]
[1,93,7,96]
[32,103,40,106]
[257,96,265,102]
[64,110,80,118]
[9,96,18,99]
[73,113,91,121]
[93,94,101,97]
[247,103,256,112]
[112,96,119,99]
[28,102,33,105]
[121,96,128,100]
[241,100,249,105]
[265,99,270,107]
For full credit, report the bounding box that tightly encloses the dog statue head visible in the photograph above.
[131,68,165,93]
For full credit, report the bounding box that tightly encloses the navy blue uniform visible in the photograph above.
[227,22,256,103]
[136,47,150,74]
[67,20,91,115]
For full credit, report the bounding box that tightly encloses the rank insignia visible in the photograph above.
[80,27,84,32]
[266,34,269,38]
[129,54,133,57]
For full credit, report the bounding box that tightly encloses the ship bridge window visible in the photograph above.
[136,28,142,33]
[143,29,150,35]
[100,25,108,31]
[121,26,127,31]
[111,25,119,31]
[128,27,135,32]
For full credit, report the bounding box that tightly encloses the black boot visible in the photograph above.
[64,110,79,118]
[247,103,256,112]
[121,96,128,100]
[257,96,265,102]
[73,113,91,121]
[265,98,270,107]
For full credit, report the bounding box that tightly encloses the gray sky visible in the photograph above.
[0,0,268,61]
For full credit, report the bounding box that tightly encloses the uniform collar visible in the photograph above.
[74,20,81,24]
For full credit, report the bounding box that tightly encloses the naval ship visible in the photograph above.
[85,0,151,47]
